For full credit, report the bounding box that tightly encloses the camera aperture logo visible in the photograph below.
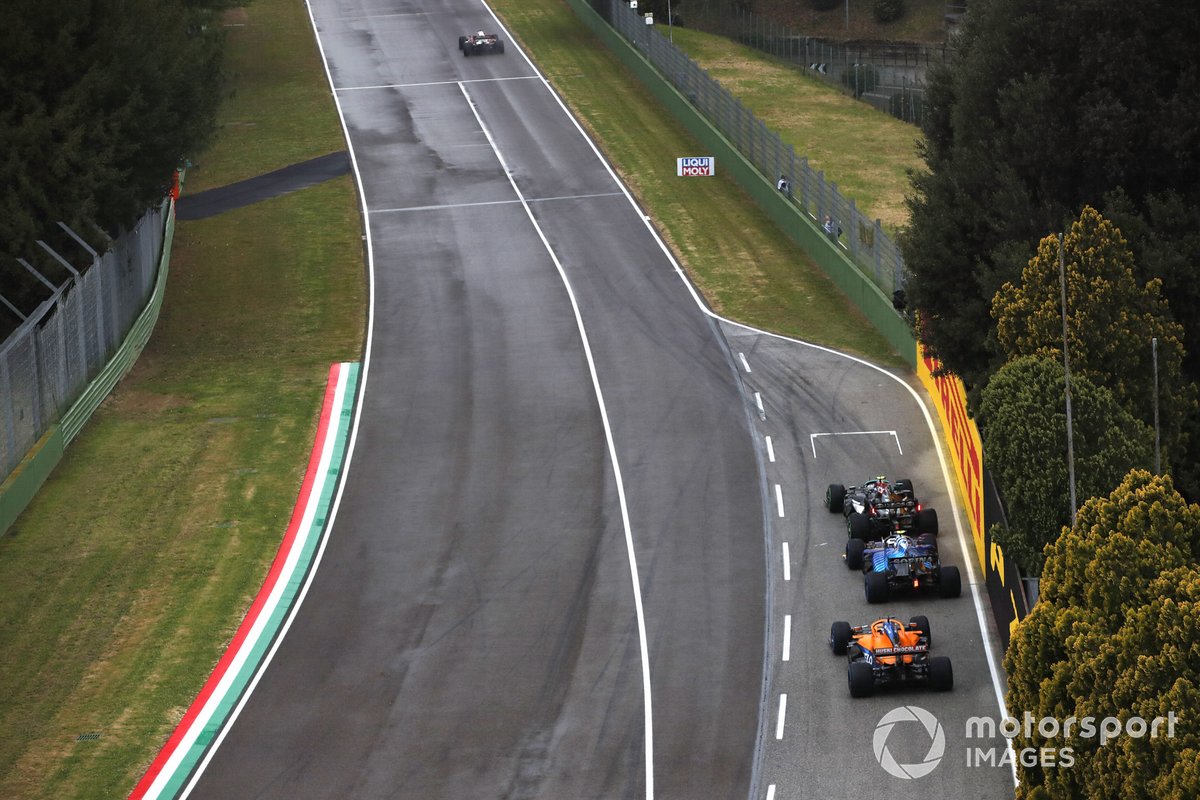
[873,705,946,779]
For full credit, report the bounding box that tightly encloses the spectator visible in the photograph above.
[823,215,836,239]
[776,174,791,196]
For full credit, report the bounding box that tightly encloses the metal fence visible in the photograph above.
[606,0,907,298]
[682,3,949,126]
[0,200,167,478]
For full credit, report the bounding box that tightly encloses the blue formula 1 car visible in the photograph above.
[844,533,961,603]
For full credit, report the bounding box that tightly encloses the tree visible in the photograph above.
[0,0,228,327]
[900,0,1200,395]
[979,355,1153,574]
[990,207,1194,485]
[1005,470,1200,799]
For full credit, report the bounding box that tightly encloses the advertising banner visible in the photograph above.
[676,156,715,176]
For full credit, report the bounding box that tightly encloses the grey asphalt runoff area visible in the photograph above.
[175,151,351,220]
[183,0,1014,798]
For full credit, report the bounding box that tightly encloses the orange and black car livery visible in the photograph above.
[829,616,953,698]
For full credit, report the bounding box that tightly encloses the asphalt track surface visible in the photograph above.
[188,0,764,798]
[184,0,1015,797]
[721,326,1016,799]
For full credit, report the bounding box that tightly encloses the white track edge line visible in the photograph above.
[458,78,655,800]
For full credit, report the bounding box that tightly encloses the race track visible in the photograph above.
[188,0,764,797]
[182,0,1015,797]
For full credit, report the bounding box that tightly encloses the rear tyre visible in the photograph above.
[458,36,467,50]
[497,41,505,53]
[826,483,846,513]
[463,48,470,56]
[830,621,853,655]
[845,538,866,570]
[928,656,954,691]
[848,661,875,697]
[865,571,890,603]
[938,565,962,598]
[848,512,871,540]
[917,507,939,535]
[909,614,931,646]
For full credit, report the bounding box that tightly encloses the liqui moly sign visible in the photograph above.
[676,156,715,176]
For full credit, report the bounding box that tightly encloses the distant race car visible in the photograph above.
[826,475,938,540]
[844,532,961,603]
[459,30,505,56]
[829,616,953,697]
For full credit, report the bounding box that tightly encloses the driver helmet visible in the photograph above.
[477,30,485,36]
[880,619,902,646]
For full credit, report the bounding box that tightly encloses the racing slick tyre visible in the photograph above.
[463,47,470,56]
[928,656,954,691]
[909,615,931,646]
[938,565,962,598]
[894,478,913,494]
[826,483,845,513]
[845,538,866,570]
[458,36,467,50]
[497,41,505,53]
[848,661,875,697]
[917,507,939,535]
[848,512,872,541]
[830,621,853,655]
[865,570,890,604]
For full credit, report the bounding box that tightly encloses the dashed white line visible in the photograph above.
[754,392,765,419]
[739,352,752,372]
[782,614,791,662]
[782,542,791,581]
[774,484,785,518]
[765,435,775,462]
[766,786,776,800]
[775,694,787,739]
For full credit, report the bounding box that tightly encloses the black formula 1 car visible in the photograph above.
[826,475,938,540]
[459,31,505,56]
[844,533,962,603]
[829,616,953,697]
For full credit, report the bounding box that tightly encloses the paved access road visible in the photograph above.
[188,0,764,797]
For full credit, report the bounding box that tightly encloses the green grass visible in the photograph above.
[0,2,364,796]
[668,25,925,233]
[491,0,906,365]
[0,0,919,796]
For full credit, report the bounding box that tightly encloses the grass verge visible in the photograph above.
[490,0,906,365]
[0,0,364,796]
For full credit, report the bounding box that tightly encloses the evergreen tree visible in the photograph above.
[901,0,1200,396]
[1005,470,1200,798]
[978,355,1153,574]
[0,0,227,323]
[990,207,1194,487]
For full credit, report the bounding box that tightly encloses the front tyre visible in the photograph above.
[830,621,853,655]
[845,538,866,570]
[827,483,846,513]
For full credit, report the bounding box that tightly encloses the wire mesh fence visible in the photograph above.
[682,3,948,126]
[1,200,166,478]
[606,0,907,301]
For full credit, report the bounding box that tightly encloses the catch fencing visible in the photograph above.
[683,4,948,126]
[0,200,167,479]
[605,0,907,300]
